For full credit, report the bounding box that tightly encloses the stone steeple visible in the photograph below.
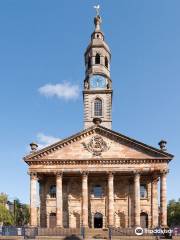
[83,13,112,129]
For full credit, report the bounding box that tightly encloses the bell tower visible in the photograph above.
[83,11,112,129]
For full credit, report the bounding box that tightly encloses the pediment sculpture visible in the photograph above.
[82,135,110,156]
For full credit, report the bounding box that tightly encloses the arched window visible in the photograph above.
[94,98,102,116]
[88,57,91,69]
[49,185,56,198]
[105,56,108,68]
[140,184,147,198]
[95,53,101,64]
[93,185,103,197]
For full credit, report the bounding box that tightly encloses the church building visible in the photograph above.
[24,12,173,229]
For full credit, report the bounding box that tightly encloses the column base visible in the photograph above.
[56,225,63,228]
[160,225,169,228]
[134,225,141,228]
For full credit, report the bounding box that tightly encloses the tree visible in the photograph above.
[0,193,30,226]
[14,199,30,226]
[167,199,180,227]
[0,193,8,206]
[0,204,14,225]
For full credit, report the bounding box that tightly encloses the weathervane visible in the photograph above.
[94,4,100,16]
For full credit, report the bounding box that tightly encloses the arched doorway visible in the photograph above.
[94,213,103,228]
[49,213,56,228]
[140,212,148,228]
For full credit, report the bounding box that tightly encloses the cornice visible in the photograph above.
[83,89,112,94]
[25,158,170,166]
[85,43,111,56]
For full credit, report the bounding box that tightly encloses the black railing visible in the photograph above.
[0,226,178,239]
[0,226,84,239]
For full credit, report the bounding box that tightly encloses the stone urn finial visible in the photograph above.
[30,142,38,151]
[93,117,102,126]
[158,140,167,151]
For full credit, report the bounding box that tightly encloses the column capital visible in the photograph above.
[107,171,114,177]
[160,169,169,176]
[133,170,141,177]
[56,171,63,178]
[81,171,89,177]
[29,172,38,180]
[151,174,159,183]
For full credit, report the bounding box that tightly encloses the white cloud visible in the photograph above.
[38,82,80,100]
[36,133,61,149]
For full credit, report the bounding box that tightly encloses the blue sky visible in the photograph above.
[0,0,180,203]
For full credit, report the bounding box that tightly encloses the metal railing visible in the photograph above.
[0,226,83,239]
[0,226,178,239]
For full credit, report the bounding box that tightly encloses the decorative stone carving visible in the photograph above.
[84,80,89,90]
[82,135,110,156]
[30,172,38,180]
[160,169,169,175]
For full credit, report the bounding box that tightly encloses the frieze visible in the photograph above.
[26,158,169,166]
[82,135,110,156]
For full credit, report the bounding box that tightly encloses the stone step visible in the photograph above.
[36,236,82,240]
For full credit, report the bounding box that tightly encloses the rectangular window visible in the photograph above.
[140,184,147,198]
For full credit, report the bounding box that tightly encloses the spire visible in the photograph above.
[93,5,102,32]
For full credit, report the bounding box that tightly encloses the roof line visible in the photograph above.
[24,125,174,160]
[97,125,173,158]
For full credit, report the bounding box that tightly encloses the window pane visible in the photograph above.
[140,185,147,198]
[94,99,102,116]
[49,185,56,198]
[93,185,103,197]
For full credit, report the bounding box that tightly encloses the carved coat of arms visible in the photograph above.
[82,135,110,156]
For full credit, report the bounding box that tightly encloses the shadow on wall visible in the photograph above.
[64,234,82,240]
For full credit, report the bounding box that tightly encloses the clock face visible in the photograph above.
[90,75,106,89]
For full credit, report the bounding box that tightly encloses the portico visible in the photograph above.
[28,151,171,229]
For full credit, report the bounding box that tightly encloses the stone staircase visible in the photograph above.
[84,228,109,239]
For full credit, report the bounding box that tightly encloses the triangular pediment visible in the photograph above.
[24,126,173,163]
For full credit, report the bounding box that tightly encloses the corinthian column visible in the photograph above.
[160,170,168,227]
[82,172,88,227]
[39,178,46,227]
[151,175,159,227]
[30,172,38,226]
[134,172,140,226]
[108,172,114,226]
[56,172,63,227]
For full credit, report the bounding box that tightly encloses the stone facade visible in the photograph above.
[83,91,112,129]
[24,127,173,228]
[24,13,173,229]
